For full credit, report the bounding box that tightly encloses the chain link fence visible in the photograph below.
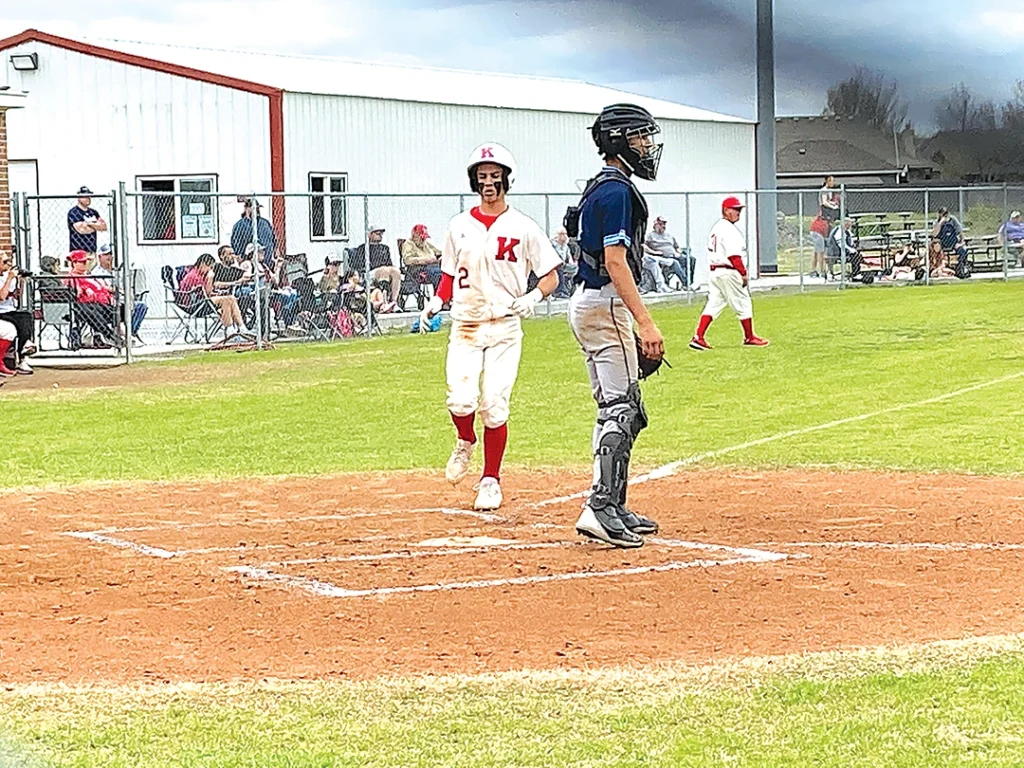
[8,183,1024,362]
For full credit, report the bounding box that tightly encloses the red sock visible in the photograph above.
[741,317,754,339]
[482,424,508,480]
[450,411,477,444]
[696,314,712,339]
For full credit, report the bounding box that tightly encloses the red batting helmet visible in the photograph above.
[722,196,744,211]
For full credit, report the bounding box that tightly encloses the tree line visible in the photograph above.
[822,68,1024,183]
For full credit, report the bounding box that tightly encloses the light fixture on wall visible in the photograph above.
[9,53,38,71]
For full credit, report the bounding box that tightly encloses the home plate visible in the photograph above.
[414,536,519,547]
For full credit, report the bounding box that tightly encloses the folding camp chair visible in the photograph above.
[161,265,222,345]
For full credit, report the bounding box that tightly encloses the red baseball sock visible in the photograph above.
[741,317,754,340]
[450,411,477,444]
[482,424,508,480]
[695,314,713,339]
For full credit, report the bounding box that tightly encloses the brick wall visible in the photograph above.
[0,110,10,258]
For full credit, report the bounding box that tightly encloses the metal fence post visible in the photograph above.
[1003,184,1010,282]
[251,191,263,349]
[544,193,552,317]
[744,191,754,279]
[958,186,965,229]
[11,192,23,270]
[117,183,133,364]
[839,185,847,290]
[923,189,931,287]
[684,192,692,304]
[363,195,374,338]
[797,191,805,293]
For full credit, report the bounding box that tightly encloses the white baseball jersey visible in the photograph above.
[707,218,747,267]
[441,206,562,323]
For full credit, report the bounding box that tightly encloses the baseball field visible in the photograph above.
[3,280,1024,766]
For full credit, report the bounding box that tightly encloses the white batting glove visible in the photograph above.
[510,288,543,319]
[419,295,444,333]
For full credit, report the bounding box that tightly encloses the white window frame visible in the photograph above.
[135,174,219,245]
[309,172,349,242]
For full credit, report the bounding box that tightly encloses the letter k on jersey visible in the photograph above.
[495,237,520,261]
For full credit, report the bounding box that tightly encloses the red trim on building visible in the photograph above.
[0,29,288,250]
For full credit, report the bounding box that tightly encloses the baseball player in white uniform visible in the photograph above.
[421,142,562,510]
[689,196,769,350]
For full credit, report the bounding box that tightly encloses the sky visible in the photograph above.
[0,0,1020,130]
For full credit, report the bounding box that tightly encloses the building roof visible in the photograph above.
[0,29,749,124]
[776,115,933,177]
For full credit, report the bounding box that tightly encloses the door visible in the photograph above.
[8,160,39,268]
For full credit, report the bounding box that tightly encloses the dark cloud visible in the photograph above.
[363,0,1015,129]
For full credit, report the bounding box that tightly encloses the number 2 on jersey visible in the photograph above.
[457,267,469,289]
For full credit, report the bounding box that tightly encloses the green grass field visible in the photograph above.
[3,281,1024,766]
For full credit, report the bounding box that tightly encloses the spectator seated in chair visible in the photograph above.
[931,206,970,278]
[928,240,956,279]
[338,269,369,333]
[348,225,402,305]
[91,243,149,345]
[319,257,343,295]
[644,216,693,289]
[178,253,251,340]
[66,249,119,348]
[401,224,442,289]
[0,250,36,374]
[998,210,1024,267]
[370,279,399,314]
[879,242,924,282]
[827,217,864,279]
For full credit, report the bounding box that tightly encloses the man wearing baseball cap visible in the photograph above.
[689,196,769,350]
[401,223,442,290]
[348,225,402,304]
[68,186,107,255]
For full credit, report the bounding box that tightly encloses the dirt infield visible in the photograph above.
[4,468,1024,684]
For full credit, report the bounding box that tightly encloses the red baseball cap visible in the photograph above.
[68,250,89,263]
[722,196,744,211]
[412,224,430,239]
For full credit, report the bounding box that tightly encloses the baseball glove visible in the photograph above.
[635,331,671,380]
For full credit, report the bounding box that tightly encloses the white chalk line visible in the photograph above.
[77,507,501,536]
[226,539,790,598]
[761,540,1024,553]
[536,369,1024,508]
[225,549,788,599]
[259,538,785,568]
[263,540,575,567]
[63,507,504,560]
[64,531,179,559]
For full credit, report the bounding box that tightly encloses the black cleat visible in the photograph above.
[575,504,644,549]
[619,508,659,535]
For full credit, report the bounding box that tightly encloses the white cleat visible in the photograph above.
[445,438,476,485]
[473,477,503,511]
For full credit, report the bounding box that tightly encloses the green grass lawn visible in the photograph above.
[5,281,1024,767]
[4,281,1024,487]
[3,638,1024,767]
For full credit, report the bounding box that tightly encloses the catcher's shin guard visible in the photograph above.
[589,389,646,512]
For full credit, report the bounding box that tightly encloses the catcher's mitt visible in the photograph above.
[635,331,671,380]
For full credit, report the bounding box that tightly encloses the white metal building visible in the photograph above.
[0,29,756,297]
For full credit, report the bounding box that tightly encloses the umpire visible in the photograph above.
[565,103,666,549]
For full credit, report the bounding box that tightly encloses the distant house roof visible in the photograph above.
[0,29,750,124]
[776,116,935,180]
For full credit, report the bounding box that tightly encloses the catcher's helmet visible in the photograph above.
[591,103,663,181]
[467,142,517,194]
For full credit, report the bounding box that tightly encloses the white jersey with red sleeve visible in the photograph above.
[707,218,747,267]
[441,206,562,323]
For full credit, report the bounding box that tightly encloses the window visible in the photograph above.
[309,173,348,241]
[136,175,218,243]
